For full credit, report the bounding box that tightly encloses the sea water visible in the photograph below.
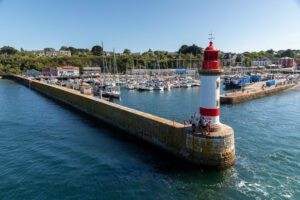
[0,79,299,200]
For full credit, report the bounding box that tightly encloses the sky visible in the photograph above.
[0,0,300,53]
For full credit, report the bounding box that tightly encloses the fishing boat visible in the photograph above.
[250,73,262,82]
[223,75,250,89]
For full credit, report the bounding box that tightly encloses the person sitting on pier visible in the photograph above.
[199,115,204,128]
[189,115,194,124]
[208,118,212,134]
[200,118,208,135]
[191,116,197,133]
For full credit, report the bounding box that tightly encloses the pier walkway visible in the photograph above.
[221,80,299,104]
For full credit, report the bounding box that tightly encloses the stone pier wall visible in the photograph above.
[221,84,297,104]
[9,75,235,168]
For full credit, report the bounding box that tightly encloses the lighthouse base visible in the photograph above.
[185,123,235,169]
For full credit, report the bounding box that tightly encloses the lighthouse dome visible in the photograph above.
[205,41,218,52]
[202,41,219,70]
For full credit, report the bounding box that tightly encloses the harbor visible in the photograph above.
[1,72,299,199]
[221,78,299,104]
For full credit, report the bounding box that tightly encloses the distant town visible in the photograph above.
[0,44,299,76]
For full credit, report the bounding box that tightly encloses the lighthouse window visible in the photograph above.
[216,80,220,89]
[216,99,219,107]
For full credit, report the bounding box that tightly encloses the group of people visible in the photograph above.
[186,114,212,134]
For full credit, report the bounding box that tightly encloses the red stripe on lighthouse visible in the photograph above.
[200,107,219,116]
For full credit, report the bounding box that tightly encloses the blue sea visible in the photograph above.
[0,79,299,200]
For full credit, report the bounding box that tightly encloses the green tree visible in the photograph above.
[123,49,131,54]
[178,44,202,56]
[0,46,18,55]
[281,49,294,58]
[91,45,103,56]
[44,48,55,52]
[266,49,275,55]
[235,55,242,63]
[244,57,253,66]
[60,46,69,51]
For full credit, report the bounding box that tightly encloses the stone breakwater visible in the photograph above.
[8,75,235,169]
[220,83,297,104]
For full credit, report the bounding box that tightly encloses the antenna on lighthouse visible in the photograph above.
[208,32,215,42]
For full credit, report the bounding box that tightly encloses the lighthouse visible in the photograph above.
[184,34,236,168]
[199,36,222,126]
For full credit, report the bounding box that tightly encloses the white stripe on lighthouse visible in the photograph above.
[200,75,220,125]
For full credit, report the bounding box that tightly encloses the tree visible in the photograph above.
[281,49,294,58]
[178,44,202,56]
[266,49,275,55]
[91,45,103,56]
[123,49,131,54]
[44,48,55,52]
[244,57,252,66]
[235,55,242,63]
[0,46,18,55]
[60,46,69,51]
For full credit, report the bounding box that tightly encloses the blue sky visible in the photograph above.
[0,0,300,53]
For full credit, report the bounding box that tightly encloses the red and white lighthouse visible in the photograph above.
[199,39,222,126]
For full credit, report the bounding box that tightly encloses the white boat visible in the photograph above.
[164,83,172,90]
[102,86,121,98]
[154,84,164,90]
[137,84,153,91]
[125,84,135,90]
[181,82,192,88]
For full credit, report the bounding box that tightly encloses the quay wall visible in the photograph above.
[9,75,235,168]
[220,84,297,104]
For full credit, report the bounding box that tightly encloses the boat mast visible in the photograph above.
[102,41,106,82]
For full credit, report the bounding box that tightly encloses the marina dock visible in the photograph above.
[6,75,236,169]
[220,81,298,104]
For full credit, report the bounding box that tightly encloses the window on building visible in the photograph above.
[216,80,220,89]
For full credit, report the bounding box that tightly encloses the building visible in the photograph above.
[22,69,42,77]
[253,57,272,66]
[279,57,296,68]
[26,50,71,57]
[105,51,114,56]
[131,52,141,55]
[220,53,237,66]
[168,52,178,56]
[57,50,71,56]
[42,66,79,77]
[266,64,281,69]
[82,67,101,76]
[45,51,57,57]
[57,66,79,77]
[42,66,58,76]
[25,50,45,56]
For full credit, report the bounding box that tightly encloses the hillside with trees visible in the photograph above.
[0,45,299,75]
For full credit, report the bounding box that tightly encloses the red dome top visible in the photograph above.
[205,41,218,52]
[202,41,219,70]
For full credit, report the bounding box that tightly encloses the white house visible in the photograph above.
[253,57,272,66]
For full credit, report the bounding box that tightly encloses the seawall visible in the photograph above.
[8,75,235,168]
[220,84,297,104]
